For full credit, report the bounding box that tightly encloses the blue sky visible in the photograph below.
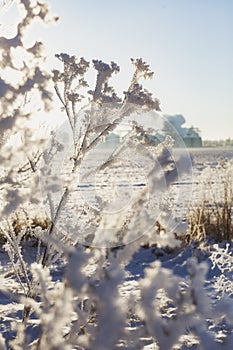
[33,1,233,139]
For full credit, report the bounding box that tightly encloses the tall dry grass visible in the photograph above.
[187,160,233,243]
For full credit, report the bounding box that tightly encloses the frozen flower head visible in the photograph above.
[131,58,154,80]
[124,83,161,110]
[92,60,120,75]
[54,54,89,83]
[52,69,63,83]
[88,60,121,103]
[123,58,160,111]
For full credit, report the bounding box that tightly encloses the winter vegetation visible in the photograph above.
[187,160,233,243]
[0,1,232,349]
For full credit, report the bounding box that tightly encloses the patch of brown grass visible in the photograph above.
[185,161,233,243]
[0,210,51,243]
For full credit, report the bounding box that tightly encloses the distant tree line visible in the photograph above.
[203,138,233,147]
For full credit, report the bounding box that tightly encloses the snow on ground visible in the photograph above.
[0,240,232,348]
[0,148,233,348]
[1,241,232,348]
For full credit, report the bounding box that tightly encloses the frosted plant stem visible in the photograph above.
[0,224,31,293]
[41,186,69,267]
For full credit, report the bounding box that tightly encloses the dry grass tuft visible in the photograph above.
[185,161,233,243]
[0,210,51,243]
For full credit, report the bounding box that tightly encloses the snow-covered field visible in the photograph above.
[0,148,233,349]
